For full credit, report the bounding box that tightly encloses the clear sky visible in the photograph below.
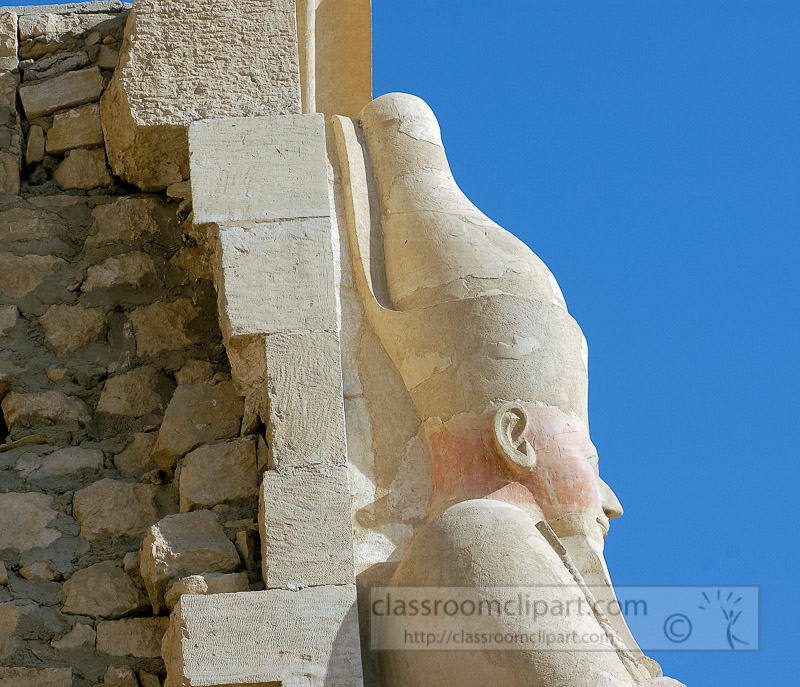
[375,1,798,684]
[5,0,797,684]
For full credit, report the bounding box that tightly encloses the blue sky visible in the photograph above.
[375,1,798,684]
[5,0,796,684]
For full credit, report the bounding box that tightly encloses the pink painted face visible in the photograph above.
[520,405,623,540]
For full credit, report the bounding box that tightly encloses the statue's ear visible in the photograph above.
[493,401,537,474]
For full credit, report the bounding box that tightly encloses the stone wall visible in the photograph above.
[0,4,261,686]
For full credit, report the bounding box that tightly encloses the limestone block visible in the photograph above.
[151,382,244,472]
[73,478,164,541]
[0,492,61,551]
[139,510,241,614]
[14,446,104,479]
[174,359,213,386]
[46,102,104,154]
[101,0,300,191]
[19,559,59,580]
[215,219,337,342]
[83,251,157,291]
[114,431,158,476]
[97,366,164,417]
[0,207,65,244]
[102,665,138,687]
[85,196,176,249]
[96,44,119,70]
[0,69,17,109]
[264,331,348,470]
[63,560,148,618]
[190,114,329,223]
[0,13,17,59]
[96,617,169,658]
[138,672,161,687]
[163,587,363,687]
[25,125,45,164]
[24,50,89,82]
[260,466,355,589]
[0,151,20,195]
[51,622,95,650]
[179,437,257,512]
[18,67,103,119]
[163,571,249,611]
[0,667,72,687]
[53,147,112,190]
[0,304,17,335]
[0,253,65,298]
[39,303,106,355]
[2,390,91,430]
[0,561,7,585]
[128,299,198,357]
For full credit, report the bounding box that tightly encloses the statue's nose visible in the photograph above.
[599,478,624,520]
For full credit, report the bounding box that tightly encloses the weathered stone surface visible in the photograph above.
[0,667,72,687]
[264,331,348,470]
[163,571,249,611]
[101,0,300,190]
[97,366,164,417]
[179,437,257,512]
[73,479,164,541]
[53,147,112,190]
[114,431,158,476]
[40,303,106,355]
[128,299,198,357]
[0,207,64,245]
[260,466,355,589]
[25,125,45,164]
[51,622,95,650]
[46,102,104,154]
[24,49,89,82]
[102,665,138,687]
[174,359,213,386]
[0,304,17,335]
[215,219,337,342]
[162,587,363,687]
[0,151,20,196]
[0,561,7,585]
[85,196,175,249]
[17,10,124,40]
[19,559,60,580]
[63,560,148,618]
[96,44,119,70]
[83,251,157,291]
[97,617,169,658]
[18,66,103,119]
[0,253,64,298]
[190,114,328,224]
[14,446,104,479]
[0,13,17,59]
[139,510,241,614]
[0,492,60,551]
[2,390,92,430]
[151,382,243,472]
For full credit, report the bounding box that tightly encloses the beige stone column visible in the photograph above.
[162,113,363,687]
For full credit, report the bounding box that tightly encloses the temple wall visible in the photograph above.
[0,4,265,686]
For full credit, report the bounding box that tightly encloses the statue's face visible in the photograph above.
[520,406,623,545]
